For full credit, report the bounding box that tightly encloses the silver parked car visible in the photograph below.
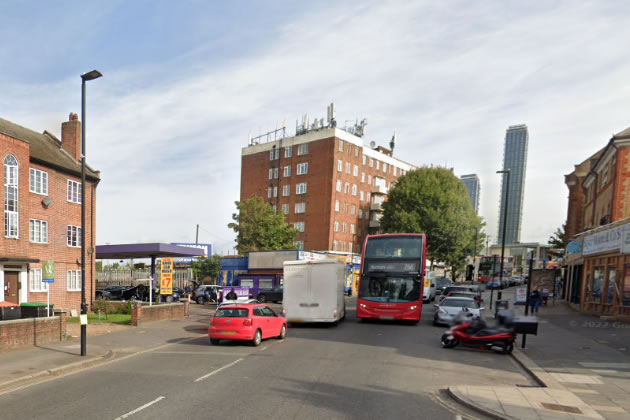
[433,297,483,326]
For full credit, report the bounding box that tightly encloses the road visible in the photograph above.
[0,297,531,420]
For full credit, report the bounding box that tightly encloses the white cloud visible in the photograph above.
[4,1,630,252]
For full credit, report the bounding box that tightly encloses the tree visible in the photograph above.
[228,195,298,255]
[192,255,222,283]
[548,223,566,258]
[380,167,483,279]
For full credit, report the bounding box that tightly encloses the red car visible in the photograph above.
[208,304,287,346]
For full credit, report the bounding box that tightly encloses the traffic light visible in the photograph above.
[466,264,474,281]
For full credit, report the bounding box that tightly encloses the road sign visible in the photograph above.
[160,258,173,295]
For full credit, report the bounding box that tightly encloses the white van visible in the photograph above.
[283,259,346,324]
[422,275,436,302]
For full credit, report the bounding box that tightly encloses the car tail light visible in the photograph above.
[243,318,253,326]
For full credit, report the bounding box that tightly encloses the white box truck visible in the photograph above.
[283,259,346,324]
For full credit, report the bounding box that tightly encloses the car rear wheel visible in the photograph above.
[258,294,267,303]
[278,325,286,339]
[252,329,262,346]
[196,296,205,305]
[210,338,220,345]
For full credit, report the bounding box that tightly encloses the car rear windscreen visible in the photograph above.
[215,308,249,318]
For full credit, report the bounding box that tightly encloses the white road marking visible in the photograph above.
[114,396,165,419]
[194,358,243,382]
[258,345,268,351]
[455,415,462,420]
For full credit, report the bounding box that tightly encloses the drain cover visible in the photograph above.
[541,403,582,414]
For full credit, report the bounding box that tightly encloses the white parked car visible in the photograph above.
[433,297,483,326]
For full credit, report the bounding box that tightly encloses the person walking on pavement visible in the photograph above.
[530,288,541,313]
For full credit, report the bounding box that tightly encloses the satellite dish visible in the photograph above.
[369,141,376,148]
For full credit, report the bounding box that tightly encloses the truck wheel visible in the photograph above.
[258,294,267,303]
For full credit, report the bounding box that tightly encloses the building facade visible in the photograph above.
[564,126,630,319]
[0,114,100,311]
[240,127,415,253]
[460,174,480,214]
[497,124,529,244]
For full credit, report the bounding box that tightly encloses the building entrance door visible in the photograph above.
[4,271,20,304]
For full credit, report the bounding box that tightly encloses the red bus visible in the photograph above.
[477,255,514,283]
[356,233,426,322]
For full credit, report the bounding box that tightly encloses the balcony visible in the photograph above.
[372,184,388,195]
[370,201,384,212]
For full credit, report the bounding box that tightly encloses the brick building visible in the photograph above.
[0,114,100,311]
[564,126,630,318]
[240,126,415,253]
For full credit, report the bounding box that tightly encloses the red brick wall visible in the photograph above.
[0,121,97,312]
[240,134,405,252]
[131,302,185,326]
[0,313,67,351]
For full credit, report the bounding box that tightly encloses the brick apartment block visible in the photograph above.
[241,127,416,253]
[0,114,100,311]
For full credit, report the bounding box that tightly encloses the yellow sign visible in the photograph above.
[160,258,174,295]
[424,279,431,288]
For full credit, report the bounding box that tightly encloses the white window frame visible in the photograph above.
[67,270,81,292]
[383,163,388,173]
[336,180,342,192]
[352,184,357,196]
[30,268,48,292]
[359,209,363,219]
[273,186,278,197]
[282,204,289,215]
[275,148,280,160]
[394,167,398,176]
[350,223,355,234]
[294,241,305,250]
[332,240,338,251]
[67,179,81,204]
[346,162,351,174]
[269,169,273,180]
[376,160,380,170]
[294,221,305,232]
[29,219,48,244]
[348,243,353,253]
[268,187,272,198]
[296,183,307,195]
[354,146,359,157]
[360,191,364,201]
[274,168,279,179]
[335,200,340,212]
[283,184,290,196]
[297,143,309,156]
[369,158,374,168]
[338,139,344,152]
[353,165,359,176]
[67,225,81,247]
[4,154,19,238]
[337,160,343,172]
[361,172,365,183]
[270,150,275,160]
[351,205,356,215]
[295,202,306,214]
[284,147,292,158]
[368,175,372,185]
[272,204,277,213]
[342,223,347,233]
[344,182,350,194]
[334,221,339,232]
[362,155,367,166]
[297,162,308,175]
[284,166,291,177]
[29,168,48,196]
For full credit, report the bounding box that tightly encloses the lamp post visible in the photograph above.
[472,227,479,284]
[80,70,102,356]
[492,169,511,311]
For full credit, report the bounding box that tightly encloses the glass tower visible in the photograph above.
[460,174,480,214]
[498,124,528,244]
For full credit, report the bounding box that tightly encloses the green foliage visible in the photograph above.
[96,261,103,272]
[548,223,566,257]
[228,195,298,255]
[380,167,483,278]
[67,314,131,325]
[92,296,109,320]
[192,255,222,283]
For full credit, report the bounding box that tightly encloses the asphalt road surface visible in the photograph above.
[0,297,530,420]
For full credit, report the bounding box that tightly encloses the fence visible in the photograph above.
[96,268,193,289]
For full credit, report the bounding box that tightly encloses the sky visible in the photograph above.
[2,0,630,254]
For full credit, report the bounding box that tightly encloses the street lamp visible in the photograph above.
[491,169,511,311]
[80,69,102,357]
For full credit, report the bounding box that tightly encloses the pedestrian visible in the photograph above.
[226,288,238,301]
[529,289,541,314]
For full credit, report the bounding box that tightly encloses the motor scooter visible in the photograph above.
[440,310,516,354]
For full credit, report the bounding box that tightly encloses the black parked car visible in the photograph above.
[435,278,453,295]
[256,286,283,303]
[192,285,222,304]
[95,285,131,300]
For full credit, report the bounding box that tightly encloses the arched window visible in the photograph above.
[4,155,19,237]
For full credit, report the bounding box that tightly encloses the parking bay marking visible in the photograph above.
[194,358,243,382]
[114,396,165,419]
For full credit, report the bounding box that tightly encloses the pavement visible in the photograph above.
[0,305,211,395]
[448,286,630,420]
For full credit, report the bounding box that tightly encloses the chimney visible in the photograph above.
[61,112,81,161]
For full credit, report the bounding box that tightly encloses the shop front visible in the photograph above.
[579,220,630,320]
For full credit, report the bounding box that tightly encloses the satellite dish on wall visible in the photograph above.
[369,141,376,148]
